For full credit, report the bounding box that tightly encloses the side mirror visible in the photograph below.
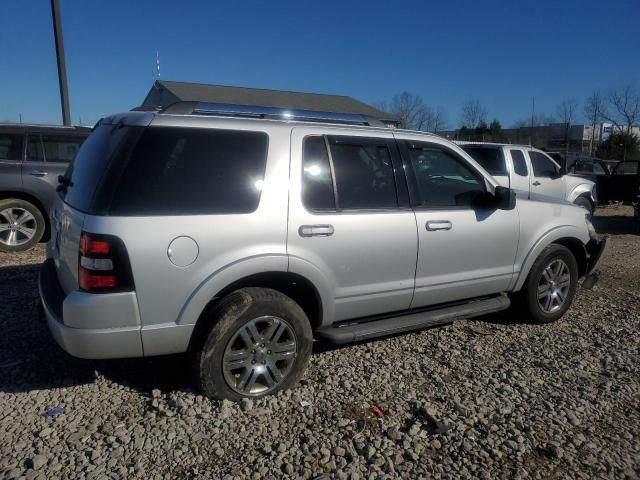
[558,166,567,176]
[494,186,516,210]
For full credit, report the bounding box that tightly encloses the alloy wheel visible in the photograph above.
[0,208,37,247]
[537,259,571,313]
[222,316,298,396]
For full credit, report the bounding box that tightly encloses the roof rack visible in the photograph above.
[159,101,370,126]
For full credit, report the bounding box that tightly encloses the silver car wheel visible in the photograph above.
[537,259,571,313]
[222,315,297,396]
[0,207,37,247]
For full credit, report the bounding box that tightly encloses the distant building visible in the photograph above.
[141,80,398,127]
[440,123,640,155]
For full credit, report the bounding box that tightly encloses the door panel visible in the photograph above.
[22,134,80,215]
[528,150,565,199]
[505,148,531,198]
[397,138,519,307]
[0,132,24,192]
[412,208,518,306]
[287,128,418,323]
[609,161,639,203]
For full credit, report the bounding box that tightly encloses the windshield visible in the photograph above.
[461,146,508,176]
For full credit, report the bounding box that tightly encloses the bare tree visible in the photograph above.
[584,90,606,154]
[382,92,434,130]
[460,97,488,128]
[556,98,579,157]
[429,106,448,133]
[602,83,640,134]
[556,98,579,125]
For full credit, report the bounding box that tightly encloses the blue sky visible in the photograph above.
[1,0,638,127]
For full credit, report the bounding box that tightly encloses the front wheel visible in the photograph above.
[191,287,313,401]
[512,244,579,324]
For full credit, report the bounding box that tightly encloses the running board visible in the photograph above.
[316,295,510,345]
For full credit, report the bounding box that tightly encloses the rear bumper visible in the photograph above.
[39,259,143,359]
[582,236,609,289]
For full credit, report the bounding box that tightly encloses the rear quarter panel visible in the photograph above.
[82,120,292,344]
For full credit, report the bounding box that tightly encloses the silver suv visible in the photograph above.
[39,103,608,400]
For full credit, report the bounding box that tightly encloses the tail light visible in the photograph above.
[79,231,134,293]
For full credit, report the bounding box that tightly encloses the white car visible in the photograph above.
[459,143,597,214]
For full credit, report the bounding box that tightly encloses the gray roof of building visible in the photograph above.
[142,80,394,120]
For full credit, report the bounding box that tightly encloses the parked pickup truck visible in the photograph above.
[459,143,597,215]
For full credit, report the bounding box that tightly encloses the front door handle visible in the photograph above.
[29,170,48,177]
[426,220,452,231]
[299,225,334,237]
[532,181,541,186]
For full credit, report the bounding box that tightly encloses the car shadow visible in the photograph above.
[591,214,638,235]
[0,262,192,396]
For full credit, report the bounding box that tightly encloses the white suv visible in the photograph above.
[459,143,597,214]
[39,103,608,400]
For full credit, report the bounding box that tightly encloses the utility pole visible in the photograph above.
[51,0,71,126]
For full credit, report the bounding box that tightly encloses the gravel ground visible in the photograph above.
[1,206,638,479]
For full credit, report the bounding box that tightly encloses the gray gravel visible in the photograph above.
[1,206,639,479]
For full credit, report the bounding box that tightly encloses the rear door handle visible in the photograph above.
[29,170,48,177]
[532,181,541,186]
[299,225,334,237]
[426,220,452,231]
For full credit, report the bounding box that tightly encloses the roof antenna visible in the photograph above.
[153,51,160,79]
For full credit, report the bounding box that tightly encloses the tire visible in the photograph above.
[0,199,45,253]
[191,287,313,401]
[573,196,594,217]
[512,244,579,324]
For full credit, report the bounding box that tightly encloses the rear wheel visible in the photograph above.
[0,199,45,252]
[191,287,313,401]
[513,244,578,324]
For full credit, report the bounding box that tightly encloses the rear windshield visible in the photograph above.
[62,124,143,212]
[460,146,508,176]
[62,124,269,216]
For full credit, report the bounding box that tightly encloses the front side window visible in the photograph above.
[461,146,507,176]
[302,136,335,210]
[26,134,44,162]
[530,151,558,178]
[510,150,528,176]
[42,135,84,163]
[0,134,23,160]
[328,138,398,209]
[405,142,485,207]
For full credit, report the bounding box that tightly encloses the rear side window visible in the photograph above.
[107,127,268,215]
[461,146,507,175]
[510,150,528,176]
[530,151,558,178]
[613,162,639,175]
[42,135,84,163]
[0,134,23,160]
[302,136,336,210]
[328,138,397,209]
[26,134,44,162]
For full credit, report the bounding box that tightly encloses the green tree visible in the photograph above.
[596,132,640,161]
[458,125,471,140]
[489,119,504,142]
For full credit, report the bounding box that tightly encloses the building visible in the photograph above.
[440,123,640,155]
[141,80,398,127]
